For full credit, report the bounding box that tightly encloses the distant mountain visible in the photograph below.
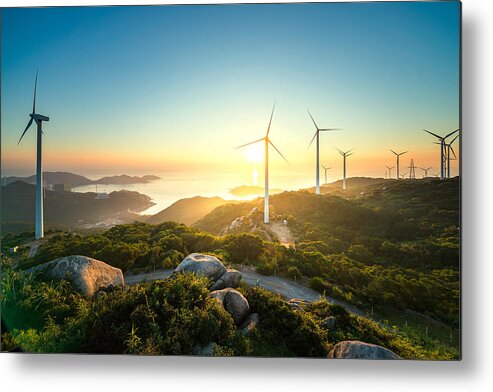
[147,196,237,226]
[304,177,388,194]
[94,174,160,185]
[1,172,161,187]
[1,181,153,234]
[229,185,283,197]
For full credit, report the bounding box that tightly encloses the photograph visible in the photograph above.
[1,1,461,359]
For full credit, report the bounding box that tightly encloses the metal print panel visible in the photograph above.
[0,1,461,359]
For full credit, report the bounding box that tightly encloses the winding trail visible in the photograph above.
[125,268,366,317]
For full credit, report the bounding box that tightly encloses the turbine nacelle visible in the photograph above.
[31,113,50,122]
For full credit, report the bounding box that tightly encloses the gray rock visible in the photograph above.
[210,288,250,325]
[25,255,124,297]
[328,341,401,360]
[239,312,259,335]
[212,269,242,290]
[174,253,227,282]
[287,297,309,311]
[323,316,337,329]
[192,342,215,356]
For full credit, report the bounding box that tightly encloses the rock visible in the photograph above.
[212,269,242,290]
[323,316,337,329]
[239,312,259,335]
[328,341,401,360]
[25,255,124,297]
[174,253,227,282]
[210,288,250,324]
[287,298,309,311]
[192,342,215,356]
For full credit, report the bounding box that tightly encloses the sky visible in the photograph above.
[1,2,460,184]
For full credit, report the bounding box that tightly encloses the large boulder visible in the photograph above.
[174,253,227,282]
[328,341,401,360]
[25,255,124,297]
[210,288,250,325]
[212,269,242,290]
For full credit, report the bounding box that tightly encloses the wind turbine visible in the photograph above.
[236,103,288,224]
[422,129,459,180]
[322,165,332,184]
[335,148,353,191]
[445,134,459,178]
[385,166,395,179]
[18,70,49,239]
[390,150,408,180]
[307,109,340,195]
[420,167,432,178]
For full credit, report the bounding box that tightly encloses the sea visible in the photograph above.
[60,170,314,216]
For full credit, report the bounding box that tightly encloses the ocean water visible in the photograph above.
[70,171,314,216]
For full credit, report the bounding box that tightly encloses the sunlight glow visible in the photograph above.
[245,143,264,164]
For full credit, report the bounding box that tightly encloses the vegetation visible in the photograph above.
[1,178,460,358]
[0,264,457,358]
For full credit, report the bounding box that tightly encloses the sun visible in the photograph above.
[245,143,263,163]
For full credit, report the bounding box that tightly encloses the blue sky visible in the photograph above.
[1,2,460,179]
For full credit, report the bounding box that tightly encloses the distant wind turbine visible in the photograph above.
[390,150,408,180]
[445,134,459,178]
[322,165,332,184]
[385,165,395,179]
[307,109,340,195]
[420,167,433,178]
[236,103,289,224]
[18,70,50,239]
[336,148,354,191]
[422,128,459,180]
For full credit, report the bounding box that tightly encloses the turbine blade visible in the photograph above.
[235,137,264,149]
[335,147,344,155]
[322,165,326,170]
[307,130,318,149]
[422,129,442,139]
[319,128,341,132]
[399,151,408,156]
[32,69,38,114]
[390,149,398,155]
[450,133,459,145]
[266,102,276,137]
[269,139,289,165]
[445,129,459,139]
[449,145,457,159]
[18,118,34,145]
[306,109,319,130]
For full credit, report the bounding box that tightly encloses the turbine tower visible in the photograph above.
[422,129,459,180]
[307,109,340,195]
[18,70,49,239]
[390,150,408,180]
[420,167,432,178]
[336,148,354,191]
[385,165,395,179]
[322,165,331,184]
[408,159,416,179]
[236,103,288,224]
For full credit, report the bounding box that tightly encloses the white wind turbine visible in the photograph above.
[236,103,289,224]
[335,148,354,191]
[307,109,340,195]
[18,70,50,239]
[420,167,432,178]
[390,150,408,180]
[385,165,395,179]
[322,165,332,184]
[422,129,459,180]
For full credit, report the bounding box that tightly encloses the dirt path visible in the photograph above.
[266,221,295,247]
[124,268,365,317]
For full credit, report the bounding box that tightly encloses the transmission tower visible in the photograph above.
[408,159,416,179]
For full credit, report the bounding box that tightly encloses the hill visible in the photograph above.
[147,196,237,226]
[2,171,160,187]
[1,181,153,233]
